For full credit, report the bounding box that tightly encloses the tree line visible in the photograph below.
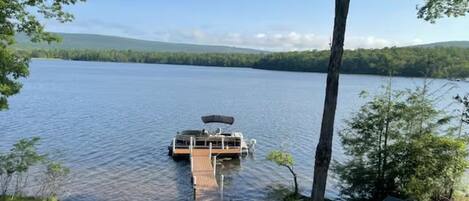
[25,49,261,68]
[23,47,469,79]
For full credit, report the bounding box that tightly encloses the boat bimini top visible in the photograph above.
[201,115,234,125]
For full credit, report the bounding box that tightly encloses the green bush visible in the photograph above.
[335,85,469,201]
[0,138,69,201]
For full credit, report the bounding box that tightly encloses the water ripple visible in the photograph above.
[1,59,465,200]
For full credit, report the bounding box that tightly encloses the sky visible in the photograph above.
[43,0,469,51]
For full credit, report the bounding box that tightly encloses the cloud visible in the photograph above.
[344,36,424,49]
[161,30,330,51]
[158,29,423,51]
[344,36,400,49]
[45,19,424,51]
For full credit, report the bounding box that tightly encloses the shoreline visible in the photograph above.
[30,57,469,81]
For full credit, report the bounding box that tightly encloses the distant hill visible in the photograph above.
[412,41,469,48]
[14,32,265,54]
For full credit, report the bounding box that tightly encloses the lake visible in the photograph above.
[0,59,467,201]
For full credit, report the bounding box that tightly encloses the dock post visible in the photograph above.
[172,138,176,155]
[193,176,197,201]
[239,136,243,154]
[212,155,217,176]
[221,137,224,149]
[209,142,212,157]
[191,156,193,173]
[220,174,224,201]
[190,136,193,155]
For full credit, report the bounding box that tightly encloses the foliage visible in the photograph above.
[255,47,469,78]
[417,0,469,23]
[267,150,299,196]
[0,195,43,201]
[25,49,262,67]
[0,0,83,110]
[0,137,44,196]
[334,85,469,201]
[23,47,469,79]
[0,138,69,201]
[267,150,295,167]
[0,46,30,110]
[330,1,469,200]
[36,162,70,198]
[402,134,468,201]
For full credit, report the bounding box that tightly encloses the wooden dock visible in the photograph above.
[171,137,241,200]
[191,149,219,201]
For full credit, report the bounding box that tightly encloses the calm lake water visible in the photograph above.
[0,59,467,201]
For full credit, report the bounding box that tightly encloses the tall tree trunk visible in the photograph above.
[375,123,384,199]
[287,166,298,196]
[458,109,464,137]
[311,0,350,201]
[379,75,392,200]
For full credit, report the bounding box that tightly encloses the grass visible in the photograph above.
[283,194,334,201]
[0,195,41,201]
[0,195,57,201]
[455,185,469,201]
[283,193,311,201]
[264,185,333,201]
[455,193,469,201]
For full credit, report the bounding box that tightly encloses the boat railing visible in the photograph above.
[173,136,241,149]
[172,136,245,157]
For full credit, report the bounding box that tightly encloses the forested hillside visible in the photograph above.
[14,32,265,54]
[24,47,469,78]
[255,47,469,78]
[412,41,469,48]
